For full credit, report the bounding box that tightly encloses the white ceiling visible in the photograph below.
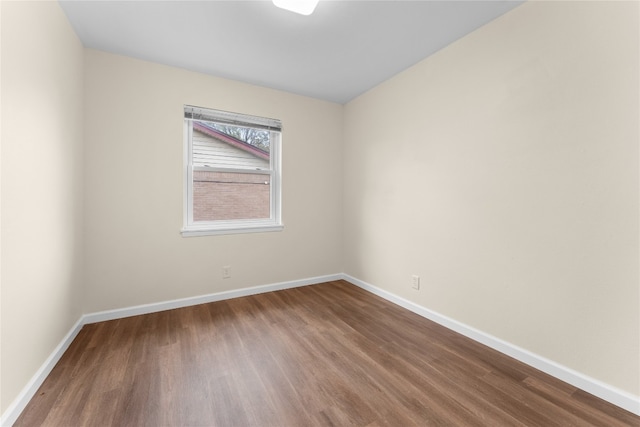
[59,0,523,104]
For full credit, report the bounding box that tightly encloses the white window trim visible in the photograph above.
[181,107,283,237]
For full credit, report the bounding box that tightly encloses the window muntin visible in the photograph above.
[182,106,282,236]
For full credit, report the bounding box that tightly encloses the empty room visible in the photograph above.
[1,0,638,425]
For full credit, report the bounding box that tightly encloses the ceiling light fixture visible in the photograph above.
[272,0,319,16]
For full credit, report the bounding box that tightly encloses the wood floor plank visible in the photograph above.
[14,280,639,427]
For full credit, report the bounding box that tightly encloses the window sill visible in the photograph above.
[181,223,284,237]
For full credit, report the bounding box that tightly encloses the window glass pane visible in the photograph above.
[193,170,271,221]
[192,121,270,170]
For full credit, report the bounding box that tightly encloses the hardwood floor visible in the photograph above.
[15,280,639,426]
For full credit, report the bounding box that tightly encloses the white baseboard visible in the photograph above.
[0,273,341,426]
[0,318,84,427]
[342,273,640,416]
[83,273,343,324]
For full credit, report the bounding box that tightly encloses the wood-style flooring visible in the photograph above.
[15,280,639,426]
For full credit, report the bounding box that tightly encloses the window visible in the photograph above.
[182,105,283,236]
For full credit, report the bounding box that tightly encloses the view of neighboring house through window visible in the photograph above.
[182,105,283,236]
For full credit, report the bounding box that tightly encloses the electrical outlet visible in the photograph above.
[411,275,420,290]
[222,266,231,279]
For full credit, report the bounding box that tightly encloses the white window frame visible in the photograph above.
[181,105,283,237]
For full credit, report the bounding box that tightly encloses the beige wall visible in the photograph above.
[1,0,85,413]
[83,50,344,313]
[344,1,639,396]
